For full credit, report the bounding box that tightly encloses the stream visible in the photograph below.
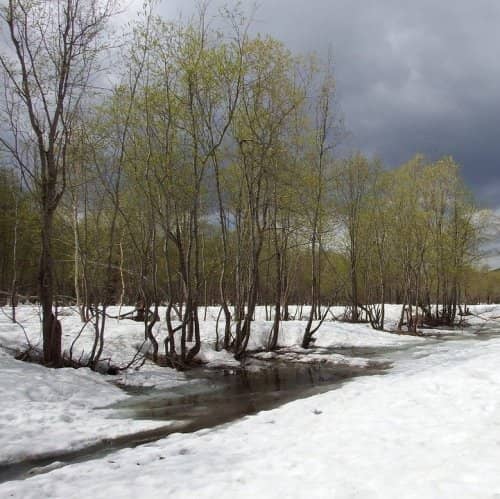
[2,324,500,483]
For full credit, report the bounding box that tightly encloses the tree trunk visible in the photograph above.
[40,209,61,366]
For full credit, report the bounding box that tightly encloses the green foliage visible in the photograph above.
[0,168,39,299]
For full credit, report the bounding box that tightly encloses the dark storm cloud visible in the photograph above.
[134,0,500,207]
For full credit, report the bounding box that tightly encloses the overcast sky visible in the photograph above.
[124,0,500,209]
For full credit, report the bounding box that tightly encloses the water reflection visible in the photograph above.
[113,362,387,425]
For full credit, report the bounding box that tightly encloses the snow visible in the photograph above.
[1,304,500,498]
[251,345,373,368]
[0,307,187,464]
[0,347,170,465]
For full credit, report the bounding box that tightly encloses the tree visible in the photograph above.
[0,167,39,310]
[361,167,393,330]
[334,153,375,322]
[0,0,116,365]
[422,157,479,325]
[231,36,305,356]
[301,62,336,348]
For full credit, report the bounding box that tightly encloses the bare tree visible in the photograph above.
[302,63,336,348]
[335,153,374,323]
[0,0,116,365]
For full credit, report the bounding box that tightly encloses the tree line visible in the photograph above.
[0,1,490,368]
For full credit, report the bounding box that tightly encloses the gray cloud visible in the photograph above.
[127,0,500,207]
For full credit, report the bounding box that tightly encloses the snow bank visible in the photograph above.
[0,349,167,465]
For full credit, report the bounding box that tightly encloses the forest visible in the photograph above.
[0,0,496,370]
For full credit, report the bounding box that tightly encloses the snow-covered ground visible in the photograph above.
[0,347,170,465]
[1,304,500,498]
[0,304,419,465]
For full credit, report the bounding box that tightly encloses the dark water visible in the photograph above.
[110,360,388,424]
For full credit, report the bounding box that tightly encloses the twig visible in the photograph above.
[0,306,32,349]
[118,338,148,371]
[69,316,94,361]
